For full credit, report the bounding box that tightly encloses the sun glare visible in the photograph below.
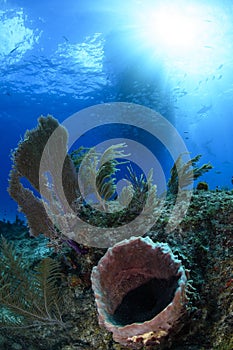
[136,3,204,57]
[153,10,197,48]
[127,1,229,74]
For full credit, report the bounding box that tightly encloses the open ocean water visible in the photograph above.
[1,0,233,221]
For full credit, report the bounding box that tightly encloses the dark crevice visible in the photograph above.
[111,275,179,326]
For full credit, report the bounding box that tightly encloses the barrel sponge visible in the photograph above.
[91,236,188,348]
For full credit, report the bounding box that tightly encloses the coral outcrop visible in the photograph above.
[91,236,188,348]
[0,190,233,349]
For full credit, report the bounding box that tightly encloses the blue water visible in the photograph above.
[1,0,233,221]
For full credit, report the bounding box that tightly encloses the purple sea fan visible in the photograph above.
[91,236,188,348]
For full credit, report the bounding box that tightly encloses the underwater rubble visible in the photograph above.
[0,189,232,350]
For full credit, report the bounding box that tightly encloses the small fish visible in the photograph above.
[212,75,215,80]
[62,35,69,42]
[185,137,189,140]
[197,104,212,114]
[204,45,213,49]
[183,131,189,133]
[231,176,233,185]
[215,171,222,174]
[9,46,19,54]
[179,90,188,96]
[217,75,222,80]
[217,64,223,70]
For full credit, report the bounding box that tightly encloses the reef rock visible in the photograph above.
[91,236,188,348]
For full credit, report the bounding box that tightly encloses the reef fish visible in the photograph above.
[217,64,223,70]
[197,104,212,114]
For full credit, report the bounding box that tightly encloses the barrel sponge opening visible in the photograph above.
[91,236,188,348]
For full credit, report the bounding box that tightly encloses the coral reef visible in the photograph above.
[3,117,232,349]
[91,236,188,348]
[0,189,232,349]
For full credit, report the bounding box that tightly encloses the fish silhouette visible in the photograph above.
[197,104,212,114]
